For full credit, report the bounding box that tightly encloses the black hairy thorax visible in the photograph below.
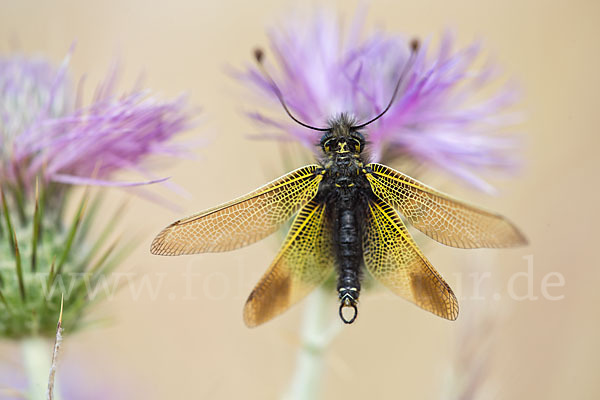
[315,114,373,323]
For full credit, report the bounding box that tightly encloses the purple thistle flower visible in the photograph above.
[0,46,196,399]
[0,47,197,340]
[0,49,193,191]
[240,10,521,193]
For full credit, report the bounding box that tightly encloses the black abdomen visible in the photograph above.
[319,154,369,324]
[335,207,362,323]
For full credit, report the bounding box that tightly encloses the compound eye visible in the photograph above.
[322,138,336,152]
[349,137,361,153]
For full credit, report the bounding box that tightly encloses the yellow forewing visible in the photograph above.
[363,199,459,320]
[151,165,322,255]
[365,163,527,249]
[244,200,334,327]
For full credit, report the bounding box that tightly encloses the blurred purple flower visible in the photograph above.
[0,349,140,400]
[240,10,521,193]
[0,49,193,191]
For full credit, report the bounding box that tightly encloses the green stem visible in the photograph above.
[282,287,341,400]
[31,180,42,273]
[1,186,16,251]
[50,192,87,284]
[21,337,63,400]
[13,231,26,301]
[0,288,9,311]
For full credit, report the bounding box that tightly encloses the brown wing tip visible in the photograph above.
[514,227,529,246]
[150,239,174,256]
[497,219,528,248]
[243,298,261,328]
[446,293,459,321]
[150,223,182,256]
[431,287,459,321]
[243,277,291,328]
[243,315,260,328]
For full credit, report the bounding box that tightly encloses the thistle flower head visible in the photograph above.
[1,50,192,191]
[0,49,195,338]
[241,10,521,193]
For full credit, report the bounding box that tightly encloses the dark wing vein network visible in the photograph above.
[244,200,335,327]
[365,163,527,249]
[363,198,459,320]
[151,165,322,255]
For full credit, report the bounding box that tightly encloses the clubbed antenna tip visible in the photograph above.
[410,38,420,52]
[253,48,264,64]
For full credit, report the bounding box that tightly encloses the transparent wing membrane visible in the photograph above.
[363,199,459,320]
[244,200,335,327]
[151,165,322,255]
[365,163,527,249]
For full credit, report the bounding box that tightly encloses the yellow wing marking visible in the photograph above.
[244,200,334,327]
[365,163,527,249]
[363,199,459,320]
[151,165,322,255]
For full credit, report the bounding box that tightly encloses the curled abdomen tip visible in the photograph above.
[339,302,358,324]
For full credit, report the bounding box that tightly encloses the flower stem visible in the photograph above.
[282,286,342,400]
[21,337,62,400]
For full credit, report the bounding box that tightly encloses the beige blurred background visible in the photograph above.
[1,0,599,399]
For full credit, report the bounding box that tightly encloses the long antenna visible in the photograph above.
[253,49,330,132]
[352,39,420,130]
